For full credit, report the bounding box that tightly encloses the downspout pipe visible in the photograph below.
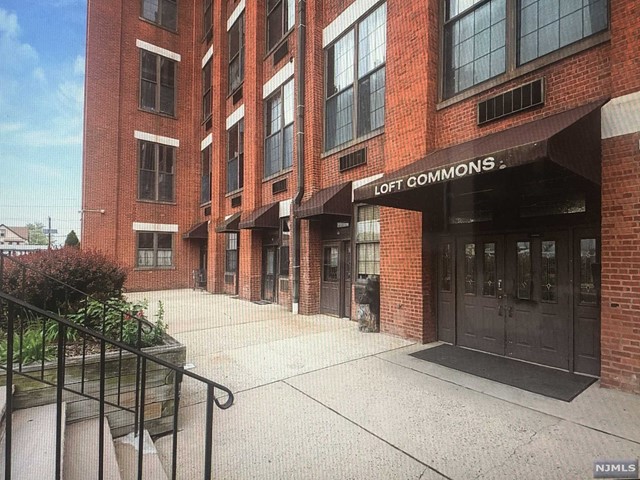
[292,0,306,314]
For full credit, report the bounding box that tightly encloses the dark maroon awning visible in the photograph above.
[238,202,279,229]
[354,99,606,206]
[296,182,352,219]
[215,212,241,233]
[182,221,208,239]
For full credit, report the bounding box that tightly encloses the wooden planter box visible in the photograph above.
[0,335,186,438]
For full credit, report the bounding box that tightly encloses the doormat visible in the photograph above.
[410,344,597,402]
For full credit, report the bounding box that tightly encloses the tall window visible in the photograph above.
[137,232,173,268]
[267,0,295,51]
[140,51,176,116]
[201,145,211,204]
[325,3,386,151]
[442,0,608,99]
[356,205,380,280]
[264,79,294,177]
[141,0,177,30]
[203,0,213,39]
[138,141,175,202]
[202,60,212,120]
[225,233,238,273]
[227,120,244,192]
[228,14,245,94]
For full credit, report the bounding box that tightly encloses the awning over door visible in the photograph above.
[238,202,279,229]
[182,221,208,239]
[354,99,606,206]
[215,212,241,233]
[296,182,352,219]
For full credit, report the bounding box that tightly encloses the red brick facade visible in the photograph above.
[83,0,640,393]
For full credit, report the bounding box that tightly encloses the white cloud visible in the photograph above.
[0,9,19,37]
[73,55,85,75]
[33,67,47,83]
[0,122,24,133]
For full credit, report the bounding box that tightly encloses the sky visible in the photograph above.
[0,0,86,244]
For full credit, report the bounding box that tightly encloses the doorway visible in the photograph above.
[320,240,352,317]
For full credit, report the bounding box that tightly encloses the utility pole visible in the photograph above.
[48,216,52,250]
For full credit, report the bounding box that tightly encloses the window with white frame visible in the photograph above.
[442,0,608,99]
[355,205,380,280]
[227,119,244,192]
[137,232,173,267]
[264,79,294,177]
[225,233,238,273]
[267,0,295,51]
[140,50,176,116]
[325,3,387,151]
[138,140,175,202]
[228,13,245,95]
[141,0,177,31]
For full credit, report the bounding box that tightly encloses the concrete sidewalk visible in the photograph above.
[129,290,640,480]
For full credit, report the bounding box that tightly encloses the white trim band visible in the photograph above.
[132,222,179,233]
[202,46,213,68]
[279,199,292,218]
[134,131,180,147]
[227,0,245,31]
[602,91,640,139]
[352,173,383,201]
[323,0,380,47]
[201,133,213,151]
[136,39,181,62]
[263,61,294,99]
[226,105,245,130]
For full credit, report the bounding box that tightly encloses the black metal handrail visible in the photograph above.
[0,252,156,342]
[0,291,234,480]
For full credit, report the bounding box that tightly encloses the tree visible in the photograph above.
[27,222,48,245]
[65,230,80,248]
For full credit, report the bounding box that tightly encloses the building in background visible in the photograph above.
[82,0,640,394]
[0,225,29,246]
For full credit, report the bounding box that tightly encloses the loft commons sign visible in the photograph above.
[374,156,504,196]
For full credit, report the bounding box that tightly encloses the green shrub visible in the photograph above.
[0,328,55,366]
[1,248,126,316]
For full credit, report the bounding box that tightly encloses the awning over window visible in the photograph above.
[182,221,208,239]
[238,202,279,229]
[296,182,352,219]
[215,212,241,233]
[354,99,606,206]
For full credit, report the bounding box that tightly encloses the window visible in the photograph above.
[516,241,531,300]
[202,60,212,121]
[225,233,238,273]
[325,3,386,151]
[203,0,213,39]
[228,13,245,95]
[227,120,244,192]
[137,232,173,268]
[579,238,598,305]
[440,243,452,292]
[140,51,176,116]
[356,205,380,280]
[264,79,294,177]
[138,140,175,202]
[442,0,608,99]
[201,145,211,204]
[267,0,295,51]
[141,0,177,30]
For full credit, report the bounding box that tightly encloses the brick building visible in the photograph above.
[82,0,640,393]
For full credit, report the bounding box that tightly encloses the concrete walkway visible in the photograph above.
[129,290,640,480]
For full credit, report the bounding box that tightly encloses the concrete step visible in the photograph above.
[0,403,65,480]
[64,418,121,480]
[114,430,168,480]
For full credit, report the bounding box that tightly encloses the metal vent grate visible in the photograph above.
[203,206,211,216]
[339,148,367,172]
[232,87,243,105]
[477,78,544,125]
[272,178,287,194]
[273,41,289,66]
[231,195,242,208]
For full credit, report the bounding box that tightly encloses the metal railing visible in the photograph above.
[0,295,234,479]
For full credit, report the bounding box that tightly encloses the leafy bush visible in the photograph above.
[1,248,126,316]
[0,328,56,366]
[67,298,168,348]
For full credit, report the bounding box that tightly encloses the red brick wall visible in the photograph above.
[610,2,640,96]
[300,220,322,314]
[600,132,640,393]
